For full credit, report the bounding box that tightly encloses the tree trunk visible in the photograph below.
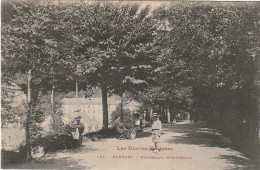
[160,104,163,119]
[101,84,108,130]
[51,87,54,109]
[158,104,161,117]
[143,111,146,124]
[150,108,153,124]
[248,96,260,156]
[169,105,174,122]
[163,105,166,119]
[51,87,56,127]
[167,106,170,123]
[120,92,124,117]
[26,69,32,161]
[76,81,78,99]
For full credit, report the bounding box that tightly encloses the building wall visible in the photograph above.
[62,98,140,134]
[62,98,119,134]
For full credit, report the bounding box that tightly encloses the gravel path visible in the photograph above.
[4,121,258,170]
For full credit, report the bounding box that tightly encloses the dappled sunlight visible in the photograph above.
[173,133,188,137]
[2,127,25,151]
[215,153,256,170]
[3,123,257,170]
[198,128,222,136]
[174,120,191,125]
[136,131,152,138]
[166,122,231,148]
[2,1,258,169]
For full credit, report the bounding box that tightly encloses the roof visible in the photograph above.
[62,98,121,105]
[124,101,140,108]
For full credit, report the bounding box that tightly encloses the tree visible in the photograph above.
[60,2,157,130]
[1,1,71,161]
[132,6,195,121]
[153,2,259,157]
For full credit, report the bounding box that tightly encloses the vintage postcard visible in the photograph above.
[1,0,259,169]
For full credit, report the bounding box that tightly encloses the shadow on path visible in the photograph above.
[3,156,91,169]
[164,122,231,148]
[217,155,257,170]
[136,131,152,138]
[164,122,259,170]
[4,122,258,170]
[3,144,97,169]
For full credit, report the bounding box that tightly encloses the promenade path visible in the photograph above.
[4,121,258,170]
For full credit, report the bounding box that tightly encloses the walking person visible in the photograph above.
[151,113,162,154]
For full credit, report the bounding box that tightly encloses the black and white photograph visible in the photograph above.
[1,0,260,169]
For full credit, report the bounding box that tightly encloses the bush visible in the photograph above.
[111,105,134,129]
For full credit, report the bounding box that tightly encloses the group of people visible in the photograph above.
[71,112,163,154]
[114,111,163,154]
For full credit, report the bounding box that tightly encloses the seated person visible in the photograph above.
[114,115,137,139]
[114,116,129,133]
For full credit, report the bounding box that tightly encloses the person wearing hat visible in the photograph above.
[151,113,162,154]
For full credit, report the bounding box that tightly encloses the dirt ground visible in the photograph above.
[3,121,258,170]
